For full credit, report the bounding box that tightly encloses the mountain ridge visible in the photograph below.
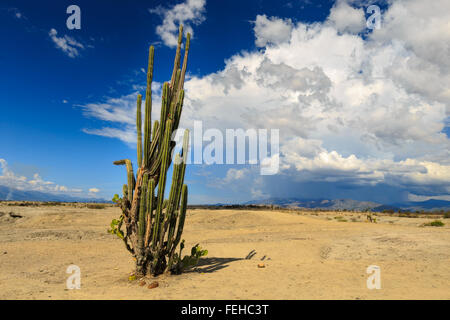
[243,197,450,212]
[0,185,108,203]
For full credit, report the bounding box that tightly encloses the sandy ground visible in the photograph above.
[0,204,449,300]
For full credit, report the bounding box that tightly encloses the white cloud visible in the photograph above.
[369,0,450,114]
[7,8,25,20]
[149,0,206,47]
[80,89,163,145]
[0,159,72,194]
[179,2,450,197]
[327,0,366,34]
[89,188,100,193]
[48,28,85,58]
[254,15,293,47]
[223,168,249,183]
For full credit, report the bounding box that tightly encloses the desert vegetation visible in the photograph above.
[109,26,206,277]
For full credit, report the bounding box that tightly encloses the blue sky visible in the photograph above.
[0,0,449,204]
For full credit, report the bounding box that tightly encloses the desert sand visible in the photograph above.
[0,203,449,300]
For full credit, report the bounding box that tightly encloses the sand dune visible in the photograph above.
[0,204,448,299]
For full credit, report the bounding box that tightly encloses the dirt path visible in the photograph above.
[0,205,448,299]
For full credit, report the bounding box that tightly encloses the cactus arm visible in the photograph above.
[178,33,190,93]
[144,178,155,247]
[165,155,182,250]
[177,129,190,208]
[166,130,189,250]
[122,184,128,200]
[170,25,183,91]
[158,83,170,152]
[143,46,155,168]
[175,184,188,247]
[113,159,135,203]
[174,90,185,130]
[168,184,188,262]
[169,69,182,119]
[151,119,173,249]
[136,94,143,168]
[152,120,159,142]
[138,173,149,250]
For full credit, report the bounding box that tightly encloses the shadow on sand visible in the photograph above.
[191,257,243,273]
[187,250,259,273]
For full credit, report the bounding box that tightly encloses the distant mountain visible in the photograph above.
[244,197,450,212]
[244,197,381,211]
[389,199,450,212]
[0,185,109,203]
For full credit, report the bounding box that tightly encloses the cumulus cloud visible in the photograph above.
[254,15,293,47]
[369,0,450,113]
[182,1,449,199]
[89,188,100,193]
[0,159,77,195]
[149,0,206,47]
[327,0,366,34]
[48,28,85,58]
[223,168,249,183]
[80,0,450,201]
[80,87,163,145]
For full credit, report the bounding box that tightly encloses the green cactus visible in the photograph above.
[111,25,199,276]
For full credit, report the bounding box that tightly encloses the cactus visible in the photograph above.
[112,25,193,276]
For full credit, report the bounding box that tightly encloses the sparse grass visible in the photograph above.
[399,212,419,218]
[40,201,65,206]
[86,203,106,209]
[422,220,445,227]
[0,201,112,209]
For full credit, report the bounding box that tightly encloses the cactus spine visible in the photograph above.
[113,25,191,276]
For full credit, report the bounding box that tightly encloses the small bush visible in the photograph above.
[444,212,450,219]
[422,220,445,227]
[87,203,106,209]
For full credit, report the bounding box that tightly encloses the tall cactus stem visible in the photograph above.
[143,46,154,168]
[138,173,149,249]
[158,83,170,152]
[152,119,173,248]
[178,33,190,93]
[144,178,155,247]
[169,184,188,260]
[136,94,143,168]
[152,120,159,142]
[113,159,135,203]
[170,25,183,90]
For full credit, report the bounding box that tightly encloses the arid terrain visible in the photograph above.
[0,203,449,300]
